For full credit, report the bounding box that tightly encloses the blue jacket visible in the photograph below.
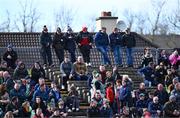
[109,32,123,47]
[136,99,147,109]
[32,87,49,102]
[100,106,113,118]
[139,66,155,81]
[10,88,26,102]
[119,85,131,101]
[94,31,109,47]
[148,102,163,115]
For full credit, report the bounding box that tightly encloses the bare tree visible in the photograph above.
[148,0,166,35]
[14,0,40,32]
[0,10,11,32]
[87,14,97,32]
[123,9,135,30]
[55,5,76,31]
[134,12,147,34]
[168,0,180,31]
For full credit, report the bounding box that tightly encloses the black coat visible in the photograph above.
[87,107,101,117]
[52,33,65,49]
[64,33,76,50]
[31,67,45,84]
[122,33,136,48]
[39,32,52,48]
[3,50,17,67]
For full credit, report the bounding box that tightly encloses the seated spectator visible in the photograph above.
[45,105,54,118]
[171,82,180,106]
[139,62,156,87]
[158,49,170,68]
[3,71,14,93]
[66,85,79,112]
[148,96,163,117]
[3,44,17,69]
[32,83,49,102]
[60,56,73,90]
[3,111,14,118]
[168,77,179,93]
[106,82,115,111]
[58,100,68,117]
[33,108,44,118]
[49,82,61,103]
[19,101,32,117]
[6,96,20,117]
[164,95,180,117]
[136,93,148,117]
[87,100,100,118]
[30,62,45,86]
[34,77,46,91]
[0,61,8,71]
[169,50,180,69]
[0,84,10,112]
[154,84,169,105]
[92,91,104,109]
[73,56,88,80]
[147,92,154,106]
[141,47,153,68]
[13,61,29,80]
[32,96,47,114]
[135,82,148,101]
[155,62,167,85]
[100,99,113,118]
[9,83,26,104]
[165,69,176,89]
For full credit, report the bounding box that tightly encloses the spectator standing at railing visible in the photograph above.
[52,27,65,64]
[3,44,18,69]
[39,25,53,67]
[141,47,153,68]
[122,28,136,67]
[76,26,93,66]
[109,28,123,67]
[158,49,170,68]
[94,27,111,66]
[64,26,76,63]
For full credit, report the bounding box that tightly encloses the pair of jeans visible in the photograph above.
[112,46,122,65]
[97,46,111,65]
[41,47,53,66]
[126,48,133,66]
[74,73,88,80]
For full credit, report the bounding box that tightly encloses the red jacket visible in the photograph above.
[106,87,115,103]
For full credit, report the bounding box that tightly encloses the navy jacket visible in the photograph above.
[39,32,52,48]
[32,87,49,102]
[122,33,136,48]
[109,32,123,47]
[139,66,155,81]
[136,99,148,109]
[148,102,163,115]
[64,33,76,50]
[94,31,109,47]
[119,85,131,101]
[154,89,169,105]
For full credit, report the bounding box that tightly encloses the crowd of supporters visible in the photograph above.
[0,25,180,118]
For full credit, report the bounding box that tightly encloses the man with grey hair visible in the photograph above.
[164,95,180,117]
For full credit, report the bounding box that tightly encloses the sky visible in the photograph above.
[0,0,178,32]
